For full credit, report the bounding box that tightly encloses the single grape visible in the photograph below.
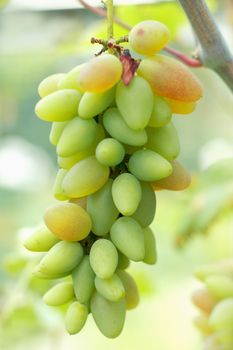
[43,282,74,306]
[129,20,170,55]
[95,138,125,167]
[35,89,82,122]
[44,203,92,241]
[38,73,66,98]
[58,64,85,91]
[24,226,60,252]
[110,217,145,262]
[103,108,147,146]
[77,54,123,93]
[49,121,68,146]
[116,76,154,130]
[165,97,196,114]
[89,239,118,279]
[128,149,173,182]
[72,255,95,303]
[62,156,110,198]
[65,301,88,335]
[87,179,119,236]
[95,274,125,302]
[112,173,142,216]
[148,95,172,127]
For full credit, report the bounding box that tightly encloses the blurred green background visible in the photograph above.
[0,1,233,349]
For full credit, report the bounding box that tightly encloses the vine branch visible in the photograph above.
[78,0,202,68]
[178,0,233,91]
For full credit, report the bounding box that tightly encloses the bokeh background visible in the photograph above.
[0,1,233,349]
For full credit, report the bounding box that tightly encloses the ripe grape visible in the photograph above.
[128,20,170,55]
[165,98,196,115]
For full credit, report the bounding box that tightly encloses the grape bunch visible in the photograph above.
[24,20,203,338]
[192,260,233,350]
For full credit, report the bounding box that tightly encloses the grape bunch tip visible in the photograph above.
[25,19,203,338]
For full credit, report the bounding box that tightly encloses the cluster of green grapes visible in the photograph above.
[192,260,233,350]
[24,20,203,338]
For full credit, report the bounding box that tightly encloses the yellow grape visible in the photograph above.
[129,20,170,55]
[165,97,196,114]
[38,73,66,98]
[58,64,85,91]
[77,54,123,93]
[62,156,110,198]
[44,202,92,241]
[35,89,82,122]
[24,226,60,252]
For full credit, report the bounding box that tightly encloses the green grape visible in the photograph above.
[95,274,125,302]
[44,203,92,241]
[209,298,233,331]
[33,267,68,280]
[72,255,95,303]
[24,226,60,252]
[76,54,122,93]
[89,239,118,279]
[38,73,66,98]
[117,270,139,310]
[62,156,110,198]
[58,64,85,91]
[49,121,68,146]
[56,117,97,157]
[91,291,126,338]
[43,282,74,306]
[95,138,125,167]
[117,252,130,270]
[131,182,156,227]
[36,241,84,278]
[116,76,153,130]
[53,169,69,201]
[128,149,173,181]
[65,301,88,335]
[148,95,172,127]
[146,123,180,160]
[206,276,233,299]
[143,227,157,265]
[35,89,82,122]
[87,179,119,236]
[78,87,115,119]
[112,173,142,216]
[103,108,147,146]
[128,20,170,55]
[110,217,145,262]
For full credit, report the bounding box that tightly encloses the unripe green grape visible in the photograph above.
[35,89,82,122]
[72,255,95,303]
[128,149,173,182]
[36,241,84,277]
[95,138,125,167]
[89,239,118,279]
[112,173,142,216]
[38,73,66,98]
[206,276,233,299]
[49,121,68,146]
[146,123,180,160]
[95,274,125,302]
[56,117,97,157]
[43,282,74,306]
[209,298,233,331]
[53,169,69,201]
[87,179,119,236]
[143,227,157,265]
[76,54,122,93]
[117,252,130,270]
[78,87,115,119]
[117,270,139,310]
[24,226,60,252]
[62,156,110,198]
[58,64,85,91]
[110,217,145,262]
[131,182,156,227]
[44,203,92,241]
[148,95,172,127]
[103,108,147,146]
[91,291,126,338]
[129,20,170,55]
[116,76,154,130]
[65,301,88,335]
